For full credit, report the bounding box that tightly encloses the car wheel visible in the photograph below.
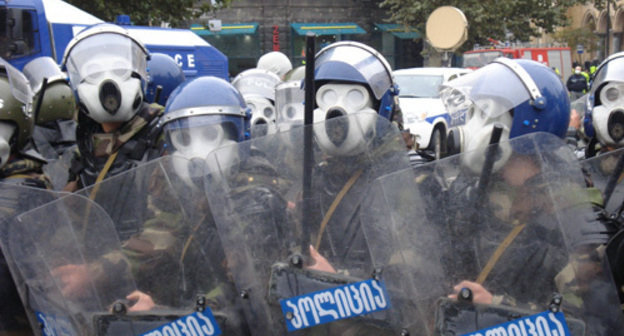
[428,127,445,160]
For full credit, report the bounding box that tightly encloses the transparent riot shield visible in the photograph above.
[0,183,64,334]
[359,132,624,335]
[204,113,412,335]
[1,191,137,335]
[581,147,624,214]
[72,155,249,335]
[581,147,624,305]
[3,156,248,335]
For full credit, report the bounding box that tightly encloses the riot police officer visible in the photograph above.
[120,76,252,334]
[22,56,78,190]
[48,76,253,334]
[581,51,624,307]
[62,23,164,190]
[308,41,404,272]
[0,58,52,335]
[436,59,618,332]
[203,41,411,335]
[232,68,281,137]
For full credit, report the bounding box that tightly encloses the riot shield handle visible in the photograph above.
[289,253,304,268]
[111,300,130,315]
[371,267,383,281]
[196,295,207,312]
[549,292,563,313]
[153,85,163,105]
[458,287,473,302]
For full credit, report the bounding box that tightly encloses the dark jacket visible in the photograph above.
[567,73,588,93]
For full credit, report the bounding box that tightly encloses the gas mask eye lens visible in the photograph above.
[448,90,465,106]
[86,62,102,73]
[112,60,131,78]
[202,125,219,142]
[286,106,296,119]
[346,89,365,108]
[263,107,273,118]
[606,87,620,102]
[84,63,103,83]
[174,129,191,147]
[112,68,131,78]
[320,88,338,106]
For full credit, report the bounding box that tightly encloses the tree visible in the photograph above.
[65,0,233,27]
[554,26,600,62]
[379,0,585,53]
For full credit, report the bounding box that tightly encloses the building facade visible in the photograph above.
[566,2,624,65]
[192,0,423,76]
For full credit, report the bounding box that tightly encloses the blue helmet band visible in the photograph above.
[163,106,246,124]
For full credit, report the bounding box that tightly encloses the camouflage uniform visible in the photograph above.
[68,102,164,189]
[0,153,53,335]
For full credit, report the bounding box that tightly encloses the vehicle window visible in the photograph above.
[447,74,458,81]
[395,74,444,98]
[1,8,39,60]
[463,51,502,68]
[0,9,8,59]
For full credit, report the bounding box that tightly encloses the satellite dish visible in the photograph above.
[426,6,468,51]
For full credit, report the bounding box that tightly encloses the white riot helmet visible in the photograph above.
[232,68,282,137]
[312,41,397,156]
[257,51,293,79]
[62,23,149,124]
[441,58,570,173]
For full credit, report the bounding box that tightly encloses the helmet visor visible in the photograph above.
[65,33,148,89]
[163,115,243,157]
[232,70,281,101]
[23,57,65,93]
[441,62,531,119]
[0,58,33,110]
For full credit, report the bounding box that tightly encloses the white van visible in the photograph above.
[394,67,471,157]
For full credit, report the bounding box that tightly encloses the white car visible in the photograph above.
[394,67,471,158]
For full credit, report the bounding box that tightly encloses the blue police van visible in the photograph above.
[1,0,228,80]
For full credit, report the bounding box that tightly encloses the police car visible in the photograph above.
[394,67,471,157]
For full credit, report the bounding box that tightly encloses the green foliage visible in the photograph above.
[554,26,600,55]
[379,0,586,52]
[65,0,233,27]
